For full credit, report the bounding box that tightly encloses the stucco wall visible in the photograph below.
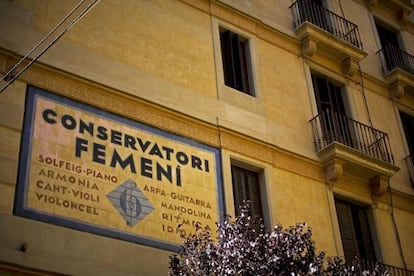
[1,0,413,274]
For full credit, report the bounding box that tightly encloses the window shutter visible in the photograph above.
[335,199,377,262]
[231,33,242,91]
[231,165,263,220]
[355,208,376,261]
[231,165,244,216]
[237,37,250,94]
[246,172,263,219]
[335,200,358,262]
[220,30,234,88]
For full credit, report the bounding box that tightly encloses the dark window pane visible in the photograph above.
[220,30,234,88]
[375,23,404,71]
[219,28,253,95]
[312,75,350,145]
[312,75,345,115]
[400,111,414,155]
[376,23,399,48]
[297,0,327,29]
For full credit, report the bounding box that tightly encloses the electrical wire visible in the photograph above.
[0,0,101,94]
[387,180,408,269]
[339,0,408,268]
[0,0,87,84]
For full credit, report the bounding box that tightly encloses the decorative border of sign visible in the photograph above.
[14,86,224,252]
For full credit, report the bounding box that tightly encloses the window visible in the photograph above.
[219,28,254,95]
[335,199,376,262]
[400,111,414,156]
[375,22,407,72]
[231,165,263,219]
[312,74,346,115]
[312,74,351,145]
[400,111,414,185]
[297,0,327,30]
[376,22,399,50]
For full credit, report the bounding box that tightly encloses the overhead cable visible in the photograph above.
[0,0,101,94]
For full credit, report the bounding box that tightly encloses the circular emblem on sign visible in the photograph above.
[107,179,154,227]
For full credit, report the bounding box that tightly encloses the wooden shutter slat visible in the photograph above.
[356,208,376,261]
[335,200,358,261]
[335,199,377,262]
[231,165,263,220]
[231,165,244,216]
[247,172,262,219]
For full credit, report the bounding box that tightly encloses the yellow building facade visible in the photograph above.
[0,0,413,275]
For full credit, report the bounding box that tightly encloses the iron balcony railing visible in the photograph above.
[289,0,363,49]
[377,44,414,75]
[309,109,394,164]
[352,259,414,275]
[404,154,414,187]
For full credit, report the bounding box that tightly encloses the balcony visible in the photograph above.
[377,44,414,99]
[309,110,399,195]
[381,264,414,276]
[351,258,414,275]
[289,0,367,76]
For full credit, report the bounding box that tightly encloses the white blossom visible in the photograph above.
[169,202,388,275]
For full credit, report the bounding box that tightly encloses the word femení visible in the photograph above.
[42,108,211,186]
